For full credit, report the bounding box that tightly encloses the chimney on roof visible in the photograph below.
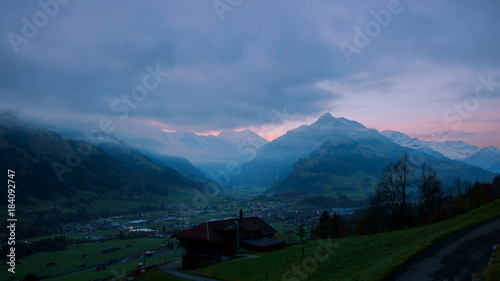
[239,209,243,220]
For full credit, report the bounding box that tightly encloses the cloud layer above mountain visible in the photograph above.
[1,0,499,146]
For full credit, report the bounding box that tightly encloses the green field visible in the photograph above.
[272,223,303,242]
[0,237,178,280]
[48,253,180,281]
[194,199,500,281]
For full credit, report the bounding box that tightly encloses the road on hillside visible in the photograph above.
[384,216,500,281]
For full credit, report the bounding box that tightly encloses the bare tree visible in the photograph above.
[451,175,472,197]
[418,162,444,219]
[376,153,414,228]
[296,225,307,244]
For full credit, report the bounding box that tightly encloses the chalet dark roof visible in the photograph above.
[172,216,277,244]
[241,237,285,248]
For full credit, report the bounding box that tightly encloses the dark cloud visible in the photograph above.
[1,0,499,144]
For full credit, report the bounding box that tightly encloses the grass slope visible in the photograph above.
[473,246,500,281]
[195,199,500,281]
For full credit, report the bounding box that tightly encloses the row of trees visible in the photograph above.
[356,153,500,234]
[1,235,67,259]
[309,153,500,238]
[311,211,348,239]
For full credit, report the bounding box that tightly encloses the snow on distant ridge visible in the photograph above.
[381,130,448,159]
[381,130,479,160]
[381,130,424,150]
[382,129,500,173]
[423,140,479,160]
[217,129,269,148]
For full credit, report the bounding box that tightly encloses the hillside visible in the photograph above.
[98,143,212,184]
[268,119,496,197]
[271,141,495,197]
[269,132,407,196]
[0,113,204,212]
[194,199,500,281]
[463,146,500,174]
[232,113,371,189]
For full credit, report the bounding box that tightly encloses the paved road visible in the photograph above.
[160,254,259,281]
[385,216,500,281]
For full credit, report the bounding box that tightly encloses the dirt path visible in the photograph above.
[385,216,500,281]
[160,254,258,281]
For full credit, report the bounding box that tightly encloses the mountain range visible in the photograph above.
[231,113,495,196]
[230,113,377,189]
[381,130,500,173]
[118,128,269,175]
[1,111,498,206]
[0,112,211,213]
[45,121,270,180]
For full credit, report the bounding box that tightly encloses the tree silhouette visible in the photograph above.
[418,162,444,219]
[312,211,348,239]
[375,153,414,228]
[24,273,39,281]
[296,225,307,244]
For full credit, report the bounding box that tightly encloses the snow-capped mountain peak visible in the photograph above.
[318,112,333,120]
[482,146,500,155]
[463,146,500,173]
[217,129,269,148]
[381,130,423,148]
[312,112,336,127]
[382,129,500,173]
[311,113,366,130]
[424,140,479,160]
[381,130,481,160]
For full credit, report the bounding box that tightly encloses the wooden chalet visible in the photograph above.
[172,211,285,268]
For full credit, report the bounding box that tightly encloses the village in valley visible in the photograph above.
[48,200,356,244]
[11,196,359,279]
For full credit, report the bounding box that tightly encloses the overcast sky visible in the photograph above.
[1,0,499,147]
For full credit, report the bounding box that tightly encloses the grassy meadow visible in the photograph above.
[193,199,500,281]
[0,237,178,280]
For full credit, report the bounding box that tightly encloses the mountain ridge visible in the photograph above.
[269,124,496,196]
[0,115,205,211]
[382,130,500,173]
[231,113,384,189]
